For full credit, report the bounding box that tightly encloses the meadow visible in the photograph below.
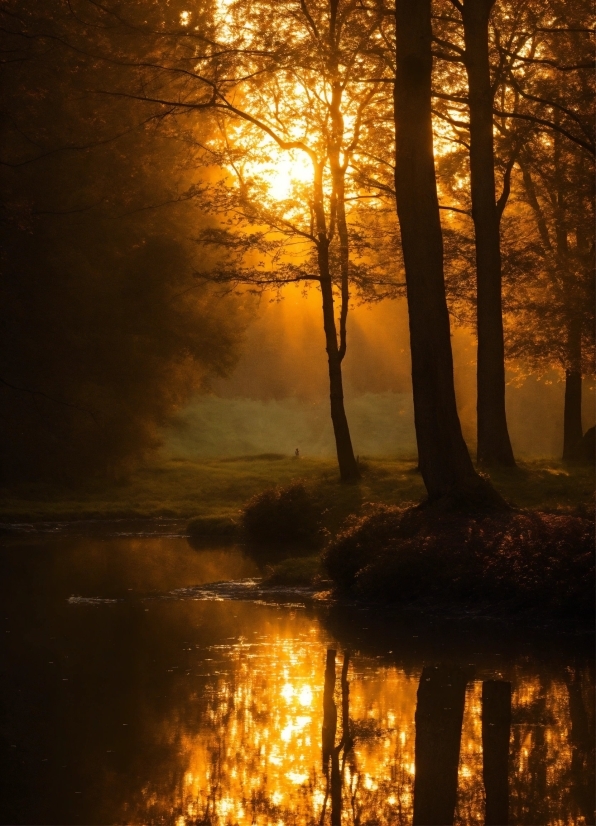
[1,453,592,526]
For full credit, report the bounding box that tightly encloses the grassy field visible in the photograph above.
[0,454,592,524]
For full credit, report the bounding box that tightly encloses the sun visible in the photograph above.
[246,146,314,202]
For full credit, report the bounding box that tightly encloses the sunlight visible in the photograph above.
[245,147,313,202]
[281,682,294,701]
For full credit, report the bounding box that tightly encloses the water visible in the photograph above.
[0,534,593,825]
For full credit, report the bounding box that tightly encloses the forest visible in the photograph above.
[1,0,594,600]
[0,2,594,823]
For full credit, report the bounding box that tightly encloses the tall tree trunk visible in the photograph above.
[393,0,501,505]
[319,266,360,481]
[461,0,516,467]
[563,319,583,460]
[552,130,584,462]
[313,163,360,482]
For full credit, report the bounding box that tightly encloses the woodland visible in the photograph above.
[0,0,594,611]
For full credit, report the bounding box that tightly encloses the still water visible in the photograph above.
[0,533,593,825]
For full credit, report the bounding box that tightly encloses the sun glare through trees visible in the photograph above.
[0,0,594,823]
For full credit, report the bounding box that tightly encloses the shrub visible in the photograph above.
[242,482,321,545]
[323,506,594,617]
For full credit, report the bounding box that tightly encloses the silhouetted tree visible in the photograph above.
[393,0,501,505]
[0,2,246,481]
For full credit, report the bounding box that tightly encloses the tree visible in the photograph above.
[117,0,396,480]
[431,0,594,462]
[0,2,246,481]
[431,0,523,467]
[509,133,594,460]
[457,0,516,467]
[392,0,501,505]
[496,1,595,459]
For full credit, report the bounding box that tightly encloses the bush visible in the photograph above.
[242,482,321,545]
[323,506,595,617]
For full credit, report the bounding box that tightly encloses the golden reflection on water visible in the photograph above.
[134,606,593,826]
[454,682,484,826]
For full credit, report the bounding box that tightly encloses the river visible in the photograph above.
[1,531,593,825]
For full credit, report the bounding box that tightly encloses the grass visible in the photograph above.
[0,454,592,524]
[261,555,322,587]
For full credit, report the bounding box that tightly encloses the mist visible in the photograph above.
[163,290,594,461]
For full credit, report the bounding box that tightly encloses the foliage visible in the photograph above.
[0,1,248,482]
[323,505,595,616]
[0,0,594,490]
[1,223,245,482]
[431,0,595,381]
[242,482,321,545]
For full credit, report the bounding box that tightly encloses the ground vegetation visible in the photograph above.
[1,454,591,524]
[323,505,594,617]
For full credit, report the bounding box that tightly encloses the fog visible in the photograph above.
[163,288,594,460]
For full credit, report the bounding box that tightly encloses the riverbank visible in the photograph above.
[0,455,592,526]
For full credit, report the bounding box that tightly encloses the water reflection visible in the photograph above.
[0,536,593,825]
[482,680,511,825]
[413,665,470,825]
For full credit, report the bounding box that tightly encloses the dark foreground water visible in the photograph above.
[0,533,593,825]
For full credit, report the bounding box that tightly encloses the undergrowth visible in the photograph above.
[242,482,320,545]
[323,505,595,617]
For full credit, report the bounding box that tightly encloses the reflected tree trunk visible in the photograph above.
[566,668,595,825]
[322,648,338,769]
[413,665,469,825]
[321,648,353,826]
[482,679,511,826]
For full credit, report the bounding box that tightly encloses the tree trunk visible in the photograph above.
[552,130,584,463]
[563,320,583,460]
[393,0,502,506]
[565,667,595,824]
[316,236,360,482]
[461,0,516,467]
[313,160,360,482]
